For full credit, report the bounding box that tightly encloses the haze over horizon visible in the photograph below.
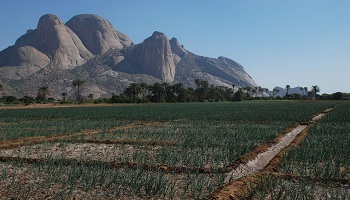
[0,0,349,94]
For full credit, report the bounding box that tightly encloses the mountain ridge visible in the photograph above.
[0,13,257,98]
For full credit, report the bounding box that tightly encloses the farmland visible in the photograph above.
[242,102,350,199]
[0,101,347,199]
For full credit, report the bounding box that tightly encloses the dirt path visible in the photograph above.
[0,121,169,150]
[210,108,334,200]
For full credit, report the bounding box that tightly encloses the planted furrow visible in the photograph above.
[0,121,169,150]
[74,139,178,146]
[209,107,335,199]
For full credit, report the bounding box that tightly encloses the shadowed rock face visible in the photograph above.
[66,14,130,55]
[138,31,176,82]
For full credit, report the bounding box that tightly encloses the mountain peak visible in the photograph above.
[136,31,175,82]
[66,14,125,55]
[38,14,63,28]
[0,14,258,97]
[152,31,166,38]
[170,37,188,58]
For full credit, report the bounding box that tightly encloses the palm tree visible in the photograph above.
[139,83,148,103]
[251,88,257,97]
[304,87,308,94]
[0,84,3,98]
[299,87,304,99]
[150,82,166,103]
[37,86,49,103]
[173,83,186,102]
[61,92,67,103]
[194,79,201,88]
[124,83,142,103]
[73,79,85,102]
[88,93,94,100]
[243,86,252,97]
[285,85,290,97]
[312,85,320,100]
[232,84,236,93]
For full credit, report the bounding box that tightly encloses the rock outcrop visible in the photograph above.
[0,14,94,79]
[170,38,188,58]
[117,31,134,48]
[66,14,129,55]
[0,13,258,97]
[35,14,93,68]
[138,31,176,82]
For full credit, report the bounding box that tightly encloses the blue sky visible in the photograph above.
[0,0,349,93]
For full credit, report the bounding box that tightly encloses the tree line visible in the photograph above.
[0,79,348,105]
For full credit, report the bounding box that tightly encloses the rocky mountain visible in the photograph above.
[66,14,132,54]
[0,14,257,99]
[270,86,306,97]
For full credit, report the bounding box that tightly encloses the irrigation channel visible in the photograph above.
[210,107,335,199]
[0,105,342,199]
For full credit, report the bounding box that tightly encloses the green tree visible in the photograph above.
[173,83,186,102]
[332,92,343,100]
[149,82,166,103]
[139,83,148,103]
[37,86,49,103]
[233,88,244,101]
[124,83,141,103]
[73,79,85,103]
[285,85,290,97]
[88,93,94,100]
[311,85,320,100]
[194,79,209,101]
[232,84,236,93]
[303,87,308,99]
[61,92,67,103]
[243,86,252,97]
[20,96,35,106]
[299,87,304,99]
[0,84,3,97]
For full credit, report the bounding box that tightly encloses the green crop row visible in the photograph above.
[66,120,289,168]
[0,160,225,199]
[281,103,350,179]
[0,119,130,141]
[0,101,340,199]
[247,102,350,199]
[0,101,335,122]
[247,175,349,199]
[0,101,334,141]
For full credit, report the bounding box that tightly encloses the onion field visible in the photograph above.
[247,102,350,199]
[0,101,346,199]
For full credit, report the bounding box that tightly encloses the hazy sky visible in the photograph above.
[0,0,349,93]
